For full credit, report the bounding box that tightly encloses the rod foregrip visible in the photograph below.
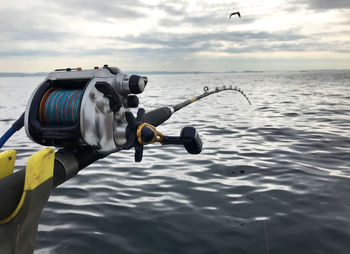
[143,107,172,127]
[173,99,195,112]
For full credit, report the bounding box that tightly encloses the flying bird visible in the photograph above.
[229,12,241,19]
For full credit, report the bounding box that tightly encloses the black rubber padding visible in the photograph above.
[143,107,172,127]
[0,170,25,220]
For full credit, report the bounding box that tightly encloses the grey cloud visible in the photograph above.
[0,49,65,57]
[106,29,350,58]
[2,32,349,59]
[0,8,68,42]
[156,2,186,16]
[157,3,257,27]
[117,30,306,50]
[1,0,348,61]
[171,14,256,27]
[49,0,147,20]
[0,0,146,43]
[0,0,147,43]
[83,37,350,59]
[297,0,350,9]
[158,15,226,27]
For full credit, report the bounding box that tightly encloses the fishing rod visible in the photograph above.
[0,65,250,254]
[175,84,251,111]
[143,84,251,127]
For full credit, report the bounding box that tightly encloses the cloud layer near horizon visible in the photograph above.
[0,0,349,72]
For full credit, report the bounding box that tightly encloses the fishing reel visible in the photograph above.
[24,65,202,162]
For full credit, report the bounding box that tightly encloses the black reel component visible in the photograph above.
[123,108,146,162]
[95,82,122,111]
[160,127,202,154]
[122,108,203,162]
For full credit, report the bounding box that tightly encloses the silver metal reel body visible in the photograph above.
[24,67,147,154]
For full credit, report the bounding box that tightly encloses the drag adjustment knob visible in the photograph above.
[129,75,147,94]
[95,82,122,111]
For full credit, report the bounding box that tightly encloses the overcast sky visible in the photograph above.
[0,0,349,72]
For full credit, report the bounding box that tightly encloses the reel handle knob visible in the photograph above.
[162,127,202,154]
[180,127,202,154]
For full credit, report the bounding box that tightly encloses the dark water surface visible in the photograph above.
[1,71,350,253]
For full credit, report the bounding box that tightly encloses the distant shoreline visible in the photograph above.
[0,69,348,77]
[0,72,48,77]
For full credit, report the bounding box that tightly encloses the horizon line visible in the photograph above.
[0,69,349,77]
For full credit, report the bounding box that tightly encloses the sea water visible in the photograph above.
[0,71,350,254]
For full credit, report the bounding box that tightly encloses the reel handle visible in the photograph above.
[138,125,202,155]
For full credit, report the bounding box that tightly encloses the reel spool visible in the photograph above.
[39,89,83,126]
